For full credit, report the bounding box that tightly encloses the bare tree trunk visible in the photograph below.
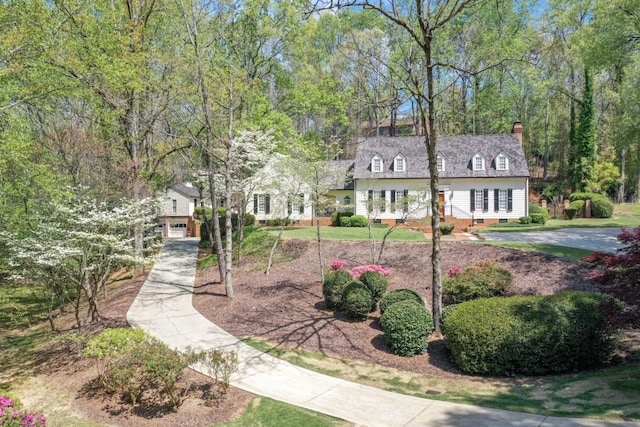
[617,147,626,203]
[207,158,226,286]
[265,213,291,275]
[543,94,550,179]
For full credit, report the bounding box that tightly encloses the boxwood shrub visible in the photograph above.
[380,300,433,356]
[339,216,352,227]
[439,222,455,235]
[445,291,620,375]
[359,271,388,305]
[440,303,460,336]
[591,194,614,218]
[341,281,374,320]
[379,289,425,315]
[530,213,547,224]
[519,216,532,224]
[443,260,512,304]
[349,215,368,227]
[322,269,353,310]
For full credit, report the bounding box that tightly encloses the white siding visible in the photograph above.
[163,189,196,217]
[354,178,431,220]
[445,177,528,219]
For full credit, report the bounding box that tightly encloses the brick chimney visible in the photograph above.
[512,121,523,145]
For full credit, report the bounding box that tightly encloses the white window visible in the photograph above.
[473,155,484,171]
[372,155,383,173]
[499,189,507,210]
[437,155,445,171]
[474,191,483,212]
[172,199,177,214]
[394,155,406,172]
[343,196,351,205]
[254,193,270,214]
[258,195,266,212]
[496,153,508,171]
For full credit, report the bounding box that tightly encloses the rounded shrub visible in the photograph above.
[530,213,547,224]
[380,300,434,356]
[443,260,512,304]
[359,270,389,304]
[591,194,613,218]
[569,199,585,217]
[379,289,425,315]
[341,281,374,320]
[322,269,353,310]
[439,222,455,235]
[519,216,532,224]
[339,216,352,227]
[445,291,620,375]
[440,303,460,336]
[349,215,368,227]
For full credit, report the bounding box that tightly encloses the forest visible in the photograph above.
[1,0,639,221]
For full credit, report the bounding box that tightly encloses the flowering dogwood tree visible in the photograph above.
[3,193,159,328]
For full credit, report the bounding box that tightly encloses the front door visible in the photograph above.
[438,192,445,219]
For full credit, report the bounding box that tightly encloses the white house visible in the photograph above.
[157,183,205,238]
[246,122,529,229]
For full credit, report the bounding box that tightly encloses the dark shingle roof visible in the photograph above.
[327,160,355,190]
[172,183,201,198]
[353,135,529,179]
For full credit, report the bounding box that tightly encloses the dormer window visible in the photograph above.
[473,154,485,171]
[372,155,383,173]
[437,155,445,172]
[394,154,406,172]
[496,153,509,171]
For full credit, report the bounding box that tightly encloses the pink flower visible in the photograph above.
[351,264,390,279]
[330,260,347,270]
[448,267,462,278]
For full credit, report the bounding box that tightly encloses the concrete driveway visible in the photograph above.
[480,227,624,253]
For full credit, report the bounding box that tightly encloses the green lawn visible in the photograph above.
[270,226,427,241]
[478,241,594,260]
[485,203,640,233]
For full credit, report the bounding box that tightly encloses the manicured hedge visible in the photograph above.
[443,260,512,304]
[519,216,532,224]
[322,269,353,309]
[341,281,374,320]
[349,215,368,227]
[379,289,425,315]
[445,292,620,375]
[339,216,352,227]
[359,270,388,304]
[380,300,433,356]
[530,213,547,224]
[439,222,455,235]
[440,303,460,336]
[568,192,614,218]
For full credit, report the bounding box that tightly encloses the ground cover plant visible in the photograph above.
[442,260,513,304]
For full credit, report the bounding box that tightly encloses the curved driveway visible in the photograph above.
[481,227,624,253]
[126,239,640,427]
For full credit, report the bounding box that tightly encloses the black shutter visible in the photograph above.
[403,190,409,212]
[299,194,305,214]
[390,190,396,213]
[380,190,386,212]
[483,189,489,211]
[494,189,499,212]
[265,194,270,214]
[253,194,258,214]
[470,189,475,211]
[287,200,292,215]
[507,189,513,212]
[368,190,373,213]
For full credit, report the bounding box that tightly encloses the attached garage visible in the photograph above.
[168,221,187,238]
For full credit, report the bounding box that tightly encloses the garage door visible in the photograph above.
[168,222,187,238]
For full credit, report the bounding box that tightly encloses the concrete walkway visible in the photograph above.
[127,239,639,427]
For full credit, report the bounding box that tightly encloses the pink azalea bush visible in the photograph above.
[330,260,348,270]
[351,264,390,279]
[0,395,46,426]
[448,267,462,278]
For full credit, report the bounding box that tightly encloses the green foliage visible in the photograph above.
[564,207,578,220]
[379,289,425,315]
[339,216,352,227]
[528,203,549,217]
[331,211,353,226]
[585,161,621,194]
[569,192,600,202]
[439,222,455,235]
[238,225,273,257]
[341,281,374,320]
[322,269,353,309]
[519,216,532,224]
[349,215,368,227]
[440,303,460,336]
[591,195,614,218]
[445,292,620,375]
[569,199,586,218]
[380,300,433,356]
[358,270,388,304]
[200,349,239,403]
[530,213,547,224]
[443,261,513,304]
[84,328,204,409]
